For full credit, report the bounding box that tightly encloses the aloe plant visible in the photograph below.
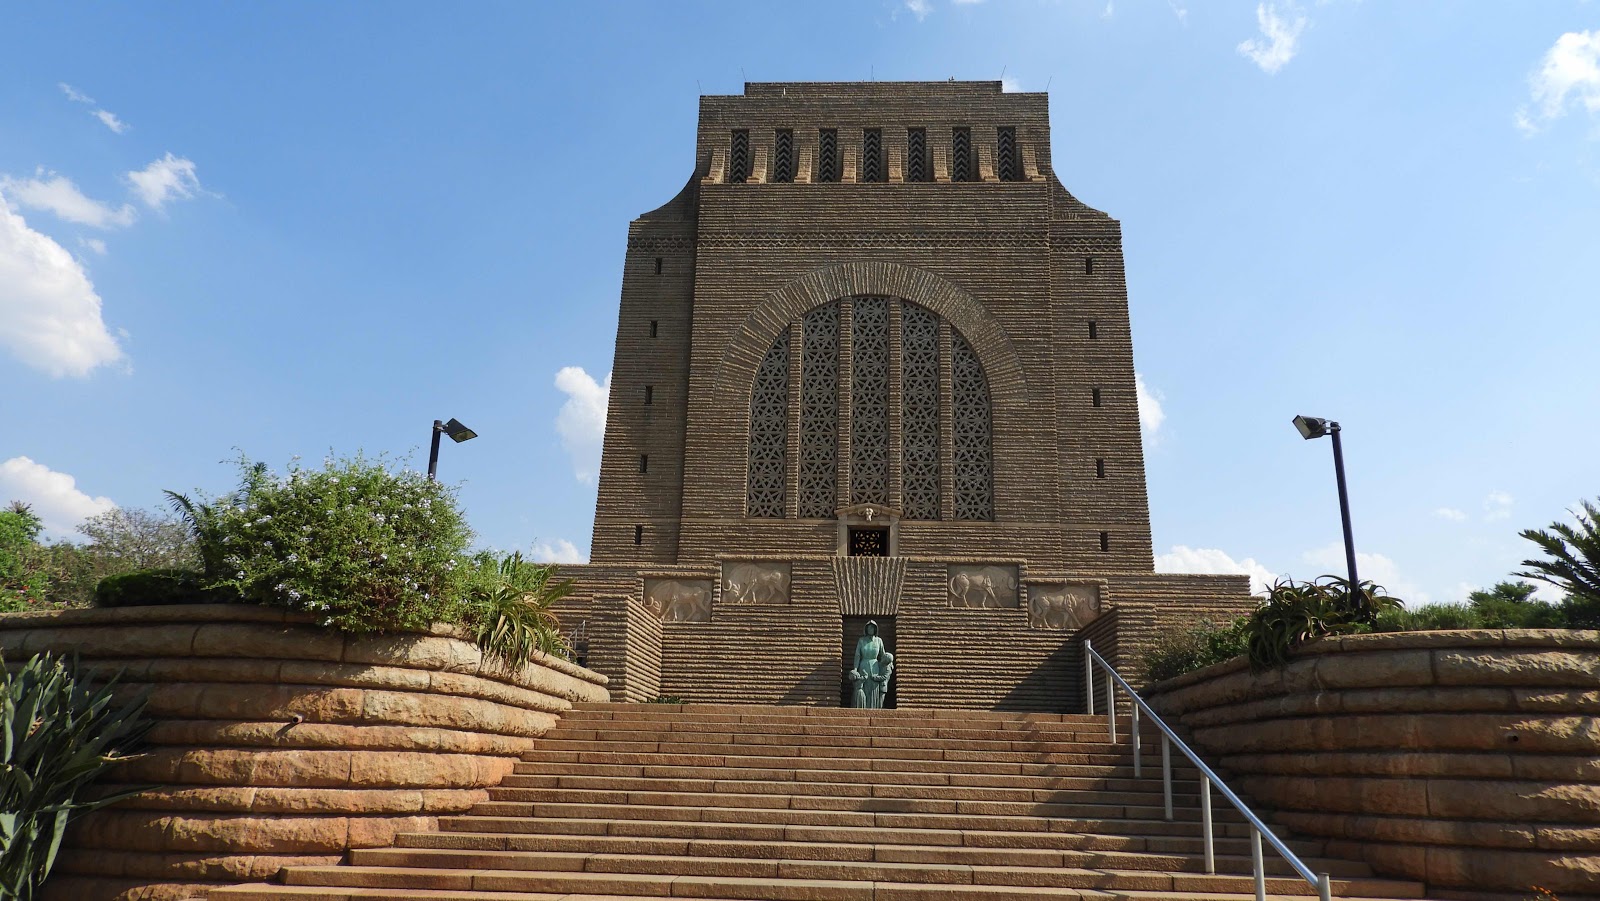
[1,653,152,900]
[462,551,572,669]
[1244,576,1402,670]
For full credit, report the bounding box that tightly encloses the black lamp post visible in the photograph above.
[1292,415,1359,593]
[427,417,478,480]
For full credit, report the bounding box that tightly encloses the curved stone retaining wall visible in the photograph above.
[1145,630,1600,898]
[0,604,608,901]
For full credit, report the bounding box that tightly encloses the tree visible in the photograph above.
[0,502,49,611]
[1517,498,1600,606]
[77,506,197,570]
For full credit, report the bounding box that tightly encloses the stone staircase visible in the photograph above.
[212,703,1433,900]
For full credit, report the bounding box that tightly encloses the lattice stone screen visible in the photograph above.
[798,303,840,518]
[746,331,790,517]
[747,296,992,523]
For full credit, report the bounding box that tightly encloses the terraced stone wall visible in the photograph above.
[1145,630,1600,897]
[0,604,608,901]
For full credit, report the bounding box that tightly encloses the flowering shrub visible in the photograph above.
[180,454,472,633]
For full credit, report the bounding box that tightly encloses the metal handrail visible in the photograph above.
[1082,639,1333,901]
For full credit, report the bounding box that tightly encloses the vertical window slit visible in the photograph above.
[1092,387,1102,408]
[728,129,750,183]
[634,525,644,546]
[817,129,839,183]
[1099,531,1110,552]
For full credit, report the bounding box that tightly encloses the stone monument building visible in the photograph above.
[557,81,1254,709]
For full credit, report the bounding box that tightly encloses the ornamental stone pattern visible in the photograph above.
[562,81,1254,706]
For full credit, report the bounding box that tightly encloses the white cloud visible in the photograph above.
[0,172,136,229]
[0,195,125,377]
[554,366,610,483]
[1168,1,1188,26]
[1001,76,1020,93]
[1101,2,1114,19]
[1135,372,1166,439]
[126,153,201,211]
[1433,507,1467,522]
[0,456,116,538]
[92,109,129,134]
[1302,543,1429,604]
[1483,490,1514,522]
[531,538,586,565]
[1237,2,1307,74]
[951,0,984,4]
[1516,30,1600,133]
[56,83,130,134]
[1156,545,1280,596]
[904,0,931,20]
[79,237,108,256]
[58,83,94,104]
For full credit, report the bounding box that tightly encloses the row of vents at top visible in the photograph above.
[728,127,1025,184]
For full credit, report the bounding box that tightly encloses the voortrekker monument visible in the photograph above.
[555,80,1255,709]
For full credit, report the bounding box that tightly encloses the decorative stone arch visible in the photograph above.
[718,261,1030,415]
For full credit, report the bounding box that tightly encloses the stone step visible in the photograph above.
[211,886,1434,901]
[500,769,1204,794]
[569,702,1110,725]
[423,816,1327,857]
[517,749,1190,777]
[544,726,1132,755]
[268,862,1427,899]
[385,832,1374,877]
[527,740,1174,764]
[472,785,1238,817]
[547,718,1121,741]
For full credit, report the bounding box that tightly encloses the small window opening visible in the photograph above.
[1092,387,1102,408]
[1085,256,1095,275]
[633,525,644,546]
[772,129,795,183]
[861,129,885,183]
[728,130,750,183]
[1096,458,1106,479]
[1099,531,1110,552]
[906,128,929,182]
[817,129,840,183]
[654,257,663,275]
[1088,320,1098,339]
[644,385,654,405]
[997,126,1021,182]
[639,454,649,473]
[649,320,658,338]
[951,127,973,182]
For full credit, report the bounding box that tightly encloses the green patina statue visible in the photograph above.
[848,620,895,708]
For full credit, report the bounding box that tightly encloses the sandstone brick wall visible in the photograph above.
[0,605,607,901]
[1145,630,1600,897]
[585,596,661,702]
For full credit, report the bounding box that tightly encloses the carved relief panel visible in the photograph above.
[643,578,713,623]
[1028,583,1102,630]
[947,564,1019,609]
[720,561,791,605]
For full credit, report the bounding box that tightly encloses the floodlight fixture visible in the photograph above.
[1290,414,1359,597]
[428,417,478,480]
[1292,415,1331,441]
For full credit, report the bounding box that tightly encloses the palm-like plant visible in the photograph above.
[463,552,572,669]
[1517,498,1600,604]
[1,653,151,899]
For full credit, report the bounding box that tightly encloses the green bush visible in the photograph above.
[1,504,49,613]
[1143,617,1249,683]
[1,652,152,899]
[174,453,473,633]
[92,568,236,608]
[461,551,571,668]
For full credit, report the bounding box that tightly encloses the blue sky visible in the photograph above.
[3,2,1597,606]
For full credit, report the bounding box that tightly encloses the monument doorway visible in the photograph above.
[840,615,898,708]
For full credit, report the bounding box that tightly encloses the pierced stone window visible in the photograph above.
[745,297,993,524]
[729,129,750,183]
[798,302,840,518]
[997,127,1021,182]
[861,129,885,183]
[901,304,941,519]
[906,128,929,183]
[850,297,889,505]
[817,129,840,183]
[952,332,994,521]
[746,331,790,518]
[951,127,974,182]
[772,129,795,183]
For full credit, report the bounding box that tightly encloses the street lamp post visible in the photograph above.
[427,417,478,480]
[1292,415,1359,594]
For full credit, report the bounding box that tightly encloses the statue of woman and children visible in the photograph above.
[848,620,894,709]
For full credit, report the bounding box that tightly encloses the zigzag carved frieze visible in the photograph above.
[625,231,1115,252]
